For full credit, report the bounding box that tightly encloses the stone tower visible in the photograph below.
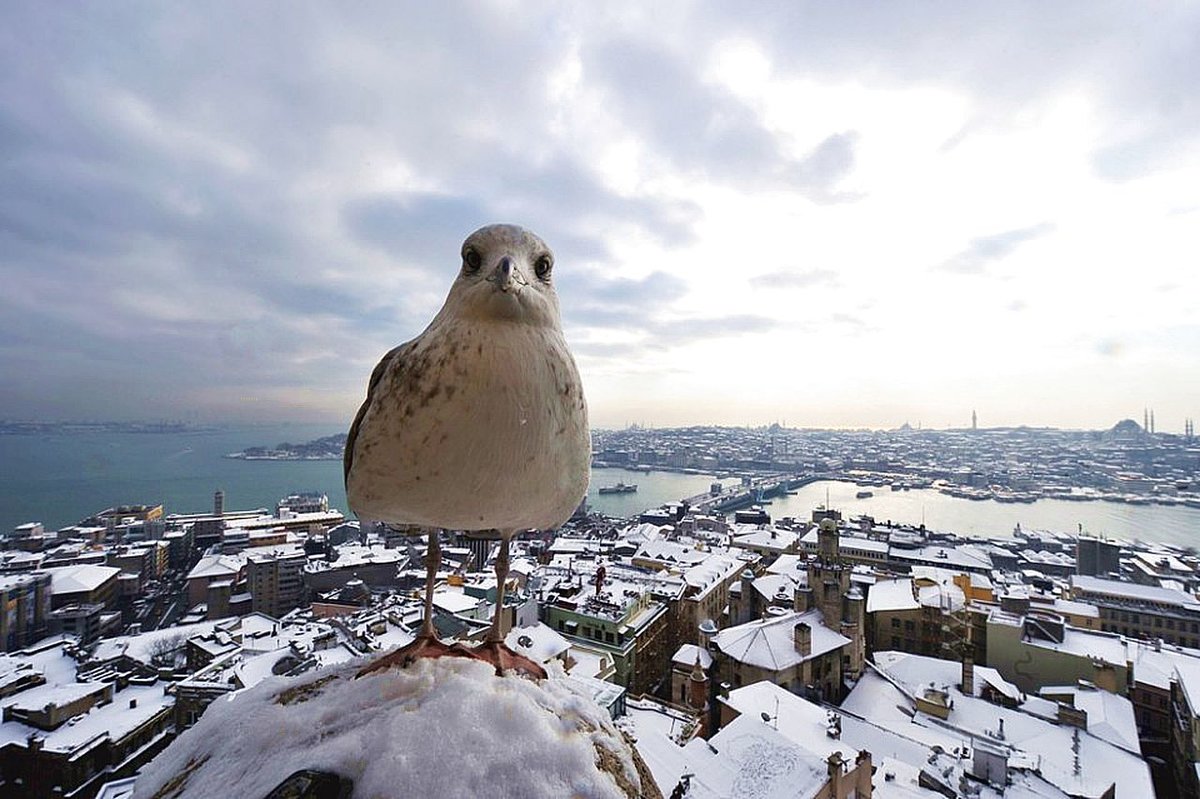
[808,517,865,680]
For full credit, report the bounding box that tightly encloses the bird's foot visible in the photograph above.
[356,633,482,678]
[471,640,548,680]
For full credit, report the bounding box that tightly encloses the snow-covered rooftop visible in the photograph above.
[1072,574,1200,610]
[40,563,120,594]
[712,609,849,672]
[865,579,919,613]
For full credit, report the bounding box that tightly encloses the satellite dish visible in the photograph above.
[761,712,771,722]
[517,635,533,648]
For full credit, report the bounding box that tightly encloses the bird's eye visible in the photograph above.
[534,254,553,280]
[463,248,482,273]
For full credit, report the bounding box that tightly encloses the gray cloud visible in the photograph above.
[939,223,1055,275]
[705,3,1200,182]
[0,4,713,421]
[787,132,863,203]
[580,38,860,199]
[749,268,839,290]
[651,314,777,341]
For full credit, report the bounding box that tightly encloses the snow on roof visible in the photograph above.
[1175,658,1200,714]
[976,667,1023,703]
[633,539,709,567]
[3,680,108,714]
[1128,639,1200,690]
[890,544,993,572]
[764,554,806,577]
[681,552,741,592]
[91,619,227,665]
[186,553,245,581]
[620,697,692,796]
[678,713,828,799]
[730,525,798,551]
[1023,623,1129,666]
[131,658,645,799]
[565,645,610,680]
[303,544,402,572]
[243,544,305,563]
[40,564,120,594]
[750,572,800,602]
[671,644,712,670]
[1034,685,1140,752]
[507,623,571,663]
[866,579,919,613]
[1033,597,1100,618]
[917,582,965,611]
[0,572,47,591]
[621,522,667,544]
[431,588,485,615]
[0,682,172,753]
[712,609,849,671]
[1072,575,1200,610]
[849,653,1152,798]
[797,530,888,555]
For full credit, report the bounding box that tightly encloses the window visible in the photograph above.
[891,618,901,628]
[892,636,900,648]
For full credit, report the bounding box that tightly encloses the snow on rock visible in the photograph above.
[133,657,651,799]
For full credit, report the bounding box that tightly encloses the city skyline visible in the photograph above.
[2,4,1198,431]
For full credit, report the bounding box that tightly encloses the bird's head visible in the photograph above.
[449,224,561,327]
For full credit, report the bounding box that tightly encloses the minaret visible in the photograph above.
[971,410,977,431]
[1150,409,1155,435]
[1144,408,1150,433]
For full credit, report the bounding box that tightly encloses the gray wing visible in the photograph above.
[344,343,409,490]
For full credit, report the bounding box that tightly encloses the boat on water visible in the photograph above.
[598,482,638,495]
[855,490,874,499]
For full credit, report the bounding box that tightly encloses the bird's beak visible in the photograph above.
[489,256,525,293]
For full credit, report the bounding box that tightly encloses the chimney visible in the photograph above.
[855,751,874,799]
[794,622,812,657]
[826,751,845,797]
[961,656,975,696]
[1057,702,1089,729]
[794,584,813,613]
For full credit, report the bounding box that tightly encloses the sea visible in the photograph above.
[2,423,1199,547]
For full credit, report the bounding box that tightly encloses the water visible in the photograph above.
[592,469,1200,547]
[0,424,347,531]
[767,480,1200,547]
[3,432,1198,548]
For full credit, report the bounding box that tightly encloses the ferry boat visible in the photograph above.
[598,482,638,495]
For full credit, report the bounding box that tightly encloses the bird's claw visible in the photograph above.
[471,641,548,680]
[356,634,481,678]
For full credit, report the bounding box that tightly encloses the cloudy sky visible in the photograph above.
[2,2,1198,431]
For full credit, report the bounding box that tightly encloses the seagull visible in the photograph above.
[345,224,590,678]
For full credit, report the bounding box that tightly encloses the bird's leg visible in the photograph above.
[357,528,478,677]
[472,532,547,679]
[488,534,511,645]
[419,529,441,638]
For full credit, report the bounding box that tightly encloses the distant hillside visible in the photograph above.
[226,433,347,460]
